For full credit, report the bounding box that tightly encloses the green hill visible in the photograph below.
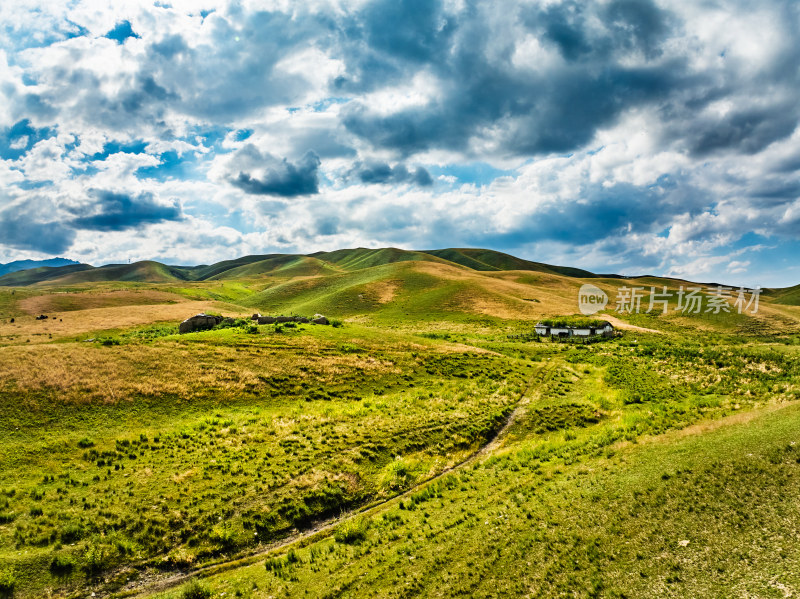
[42,261,188,285]
[423,248,599,277]
[311,247,456,271]
[0,247,603,287]
[210,255,343,280]
[767,283,800,306]
[0,263,93,286]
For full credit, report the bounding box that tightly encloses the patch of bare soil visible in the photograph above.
[603,315,662,334]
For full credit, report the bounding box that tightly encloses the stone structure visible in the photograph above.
[179,313,223,334]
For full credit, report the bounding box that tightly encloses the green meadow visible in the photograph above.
[0,248,798,598]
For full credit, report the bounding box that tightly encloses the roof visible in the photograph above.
[534,320,613,329]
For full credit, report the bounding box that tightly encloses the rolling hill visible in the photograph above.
[0,247,605,288]
[1,247,797,334]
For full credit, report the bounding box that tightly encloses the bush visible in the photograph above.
[182,579,212,599]
[77,437,94,448]
[331,319,344,328]
[0,569,16,595]
[60,522,85,543]
[49,554,75,576]
[264,549,300,573]
[82,542,112,576]
[334,517,369,544]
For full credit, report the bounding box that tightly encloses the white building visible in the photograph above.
[534,321,613,338]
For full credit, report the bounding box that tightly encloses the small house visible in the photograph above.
[534,320,613,338]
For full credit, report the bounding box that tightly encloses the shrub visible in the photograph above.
[264,549,300,573]
[182,579,212,599]
[77,437,94,448]
[60,522,85,543]
[49,554,75,576]
[334,517,369,545]
[0,569,16,595]
[331,319,344,328]
[82,542,112,576]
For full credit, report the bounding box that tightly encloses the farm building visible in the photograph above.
[534,320,613,338]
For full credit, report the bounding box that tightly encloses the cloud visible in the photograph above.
[226,145,321,197]
[0,191,75,254]
[70,189,182,231]
[351,161,433,186]
[0,0,798,286]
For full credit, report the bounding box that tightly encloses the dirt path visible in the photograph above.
[113,364,555,598]
[603,314,663,334]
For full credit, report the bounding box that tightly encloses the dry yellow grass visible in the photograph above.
[368,279,402,303]
[0,336,401,404]
[0,301,249,345]
[19,289,187,314]
[411,262,586,318]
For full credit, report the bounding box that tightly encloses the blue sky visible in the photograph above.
[0,0,799,287]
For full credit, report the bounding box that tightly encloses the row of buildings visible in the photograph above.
[533,321,614,338]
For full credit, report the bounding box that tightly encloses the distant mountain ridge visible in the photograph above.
[0,248,603,287]
[0,248,794,301]
[0,258,81,277]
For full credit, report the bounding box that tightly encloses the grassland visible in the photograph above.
[0,249,798,599]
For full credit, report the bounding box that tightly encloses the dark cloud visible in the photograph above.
[351,161,433,186]
[687,106,799,157]
[70,190,182,231]
[338,0,686,158]
[0,195,76,254]
[228,147,321,197]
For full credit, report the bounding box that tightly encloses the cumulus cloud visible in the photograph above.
[225,145,321,197]
[0,190,75,254]
[70,189,182,231]
[350,161,433,186]
[0,0,798,285]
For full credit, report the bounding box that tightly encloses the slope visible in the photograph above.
[209,255,343,280]
[423,248,600,277]
[40,261,188,285]
[0,264,93,286]
[310,247,457,271]
[240,260,587,321]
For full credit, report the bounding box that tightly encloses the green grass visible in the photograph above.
[148,376,800,599]
[0,258,799,598]
[0,323,534,598]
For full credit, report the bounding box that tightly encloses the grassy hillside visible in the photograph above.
[424,248,599,278]
[768,283,800,306]
[162,395,800,599]
[209,255,343,280]
[0,251,798,598]
[0,247,608,288]
[311,247,455,271]
[0,264,93,286]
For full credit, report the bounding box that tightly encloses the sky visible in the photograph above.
[1,0,799,287]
